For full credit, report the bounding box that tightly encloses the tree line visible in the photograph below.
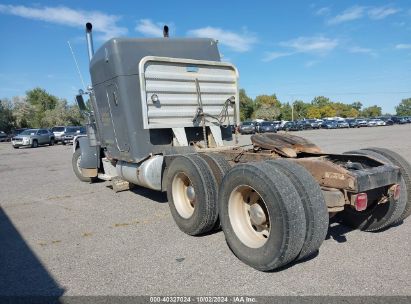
[239,89,411,121]
[1,87,411,133]
[0,88,84,133]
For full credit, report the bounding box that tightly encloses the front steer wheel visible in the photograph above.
[166,154,219,236]
[219,162,306,271]
[72,148,94,182]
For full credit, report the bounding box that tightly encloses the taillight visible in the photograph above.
[354,193,368,211]
[389,184,401,201]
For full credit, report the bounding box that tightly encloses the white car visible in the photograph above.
[375,119,386,126]
[367,119,378,127]
[356,119,368,127]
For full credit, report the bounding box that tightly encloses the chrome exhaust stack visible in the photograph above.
[85,22,94,62]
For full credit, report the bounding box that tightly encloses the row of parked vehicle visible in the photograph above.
[238,116,411,134]
[0,126,86,148]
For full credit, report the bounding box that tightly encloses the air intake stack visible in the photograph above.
[85,22,94,62]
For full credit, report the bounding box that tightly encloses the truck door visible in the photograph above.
[105,84,129,153]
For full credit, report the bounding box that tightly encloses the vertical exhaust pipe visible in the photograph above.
[85,22,94,62]
[163,25,169,38]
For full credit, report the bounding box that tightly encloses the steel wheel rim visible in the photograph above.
[228,185,270,248]
[172,172,196,219]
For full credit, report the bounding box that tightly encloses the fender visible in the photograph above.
[75,136,100,172]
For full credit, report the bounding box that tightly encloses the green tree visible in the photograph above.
[311,96,331,107]
[320,105,337,118]
[239,89,254,121]
[306,106,321,119]
[293,100,309,119]
[361,105,382,117]
[42,99,84,127]
[253,94,281,120]
[351,101,363,111]
[279,103,292,120]
[254,94,280,109]
[26,88,59,127]
[396,98,411,116]
[0,99,15,132]
[253,104,280,120]
[11,96,34,128]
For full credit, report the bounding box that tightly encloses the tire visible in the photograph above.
[13,146,19,149]
[49,138,55,146]
[62,141,66,145]
[266,159,329,260]
[364,148,411,222]
[166,154,219,235]
[219,162,306,271]
[197,153,231,185]
[31,140,38,148]
[198,153,232,230]
[72,148,93,182]
[340,149,406,231]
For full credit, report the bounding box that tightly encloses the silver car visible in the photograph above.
[11,129,55,149]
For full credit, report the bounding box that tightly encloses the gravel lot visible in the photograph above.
[1,125,410,296]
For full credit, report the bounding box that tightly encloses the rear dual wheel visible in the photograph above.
[218,162,308,271]
[166,154,219,235]
[341,149,408,231]
[364,148,411,222]
[265,160,329,261]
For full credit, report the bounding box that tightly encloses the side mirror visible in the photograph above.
[76,94,87,112]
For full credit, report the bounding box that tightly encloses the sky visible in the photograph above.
[0,0,410,113]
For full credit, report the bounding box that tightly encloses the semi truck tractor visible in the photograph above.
[72,23,411,271]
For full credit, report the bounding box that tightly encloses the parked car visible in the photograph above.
[374,119,386,126]
[52,126,82,143]
[11,129,55,148]
[345,119,359,128]
[239,121,256,134]
[336,120,349,128]
[306,119,321,129]
[273,122,282,131]
[367,119,378,127]
[0,131,9,142]
[61,126,85,145]
[378,117,393,126]
[321,120,338,129]
[298,120,313,130]
[282,121,303,131]
[9,128,28,138]
[356,118,368,127]
[256,121,277,133]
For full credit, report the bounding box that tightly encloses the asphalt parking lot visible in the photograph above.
[1,125,410,296]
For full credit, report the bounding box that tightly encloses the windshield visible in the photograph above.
[52,127,65,132]
[261,122,272,126]
[20,129,37,135]
[66,127,79,133]
[242,122,254,126]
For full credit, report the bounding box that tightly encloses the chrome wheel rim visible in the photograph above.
[172,172,196,219]
[228,185,270,248]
